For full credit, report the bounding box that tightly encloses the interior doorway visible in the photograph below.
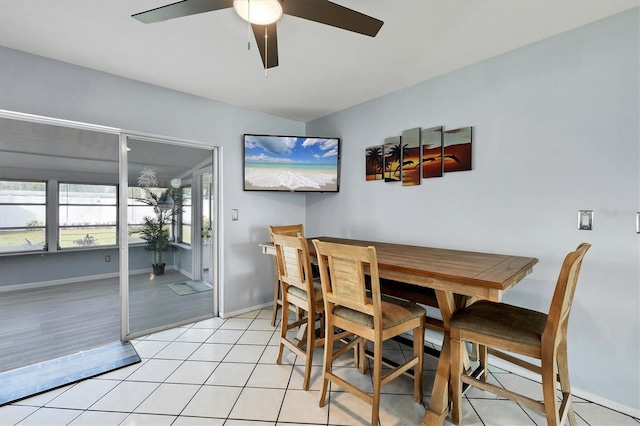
[121,134,219,339]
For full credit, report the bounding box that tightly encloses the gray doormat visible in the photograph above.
[0,341,140,406]
[167,280,213,296]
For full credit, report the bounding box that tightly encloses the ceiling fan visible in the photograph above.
[133,0,384,70]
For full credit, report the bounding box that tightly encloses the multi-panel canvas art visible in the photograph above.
[422,126,443,179]
[383,136,401,182]
[365,145,384,181]
[401,128,421,186]
[443,127,472,172]
[366,125,472,183]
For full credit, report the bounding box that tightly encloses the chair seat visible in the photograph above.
[287,278,323,302]
[334,295,425,329]
[450,300,547,347]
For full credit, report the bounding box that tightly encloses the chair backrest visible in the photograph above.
[312,239,383,328]
[272,233,315,300]
[268,224,305,239]
[543,243,591,347]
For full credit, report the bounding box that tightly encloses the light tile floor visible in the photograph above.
[1,308,638,426]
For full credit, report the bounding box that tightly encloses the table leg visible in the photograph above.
[423,331,452,425]
[423,290,457,426]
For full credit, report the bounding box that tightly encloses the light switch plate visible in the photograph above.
[232,209,238,221]
[578,210,593,230]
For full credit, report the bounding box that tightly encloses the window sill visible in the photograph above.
[0,245,118,257]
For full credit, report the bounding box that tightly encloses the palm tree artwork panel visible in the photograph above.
[443,127,472,172]
[401,127,421,186]
[365,145,384,181]
[384,136,402,182]
[422,126,444,179]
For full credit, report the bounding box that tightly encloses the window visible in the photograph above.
[58,183,117,248]
[179,186,192,245]
[0,180,47,253]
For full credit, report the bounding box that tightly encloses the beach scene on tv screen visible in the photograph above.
[244,135,339,191]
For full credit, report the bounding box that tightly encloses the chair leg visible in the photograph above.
[358,339,367,373]
[557,339,577,426]
[413,322,425,403]
[371,337,383,426]
[271,259,280,327]
[276,299,288,365]
[353,338,359,369]
[450,335,463,425]
[541,352,561,425]
[319,311,325,339]
[303,309,315,390]
[319,321,333,407]
[479,344,488,382]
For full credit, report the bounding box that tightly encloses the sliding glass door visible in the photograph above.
[121,134,218,338]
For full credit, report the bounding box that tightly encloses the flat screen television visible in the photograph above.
[243,134,340,192]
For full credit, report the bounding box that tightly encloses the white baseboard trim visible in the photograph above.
[423,335,639,419]
[0,266,176,293]
[488,356,640,419]
[221,301,273,319]
[176,267,193,280]
[0,272,120,292]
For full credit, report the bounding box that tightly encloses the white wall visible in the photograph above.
[0,46,306,314]
[306,9,639,415]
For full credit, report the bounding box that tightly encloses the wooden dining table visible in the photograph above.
[260,236,538,425]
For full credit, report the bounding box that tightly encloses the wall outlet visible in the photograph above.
[105,255,111,262]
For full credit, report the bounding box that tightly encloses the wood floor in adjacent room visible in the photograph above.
[0,270,214,373]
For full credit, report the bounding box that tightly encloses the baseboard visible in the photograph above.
[0,266,176,293]
[423,335,639,419]
[0,272,121,293]
[176,267,193,280]
[221,301,273,319]
[487,356,640,419]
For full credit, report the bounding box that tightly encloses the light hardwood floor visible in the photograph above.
[0,270,214,373]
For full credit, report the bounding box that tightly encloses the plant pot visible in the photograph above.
[152,263,166,275]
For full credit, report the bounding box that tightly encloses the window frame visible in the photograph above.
[177,185,192,245]
[0,179,48,254]
[58,181,118,250]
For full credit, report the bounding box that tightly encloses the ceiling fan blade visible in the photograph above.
[132,0,233,24]
[282,0,383,37]
[251,23,279,69]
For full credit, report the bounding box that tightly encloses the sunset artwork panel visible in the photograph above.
[443,127,472,172]
[383,136,401,182]
[401,128,421,186]
[422,126,443,179]
[365,145,383,181]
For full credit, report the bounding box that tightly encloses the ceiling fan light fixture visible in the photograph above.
[233,0,283,25]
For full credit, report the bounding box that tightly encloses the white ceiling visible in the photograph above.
[0,1,637,122]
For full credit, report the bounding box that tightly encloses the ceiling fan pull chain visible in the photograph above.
[247,0,251,51]
[264,26,268,77]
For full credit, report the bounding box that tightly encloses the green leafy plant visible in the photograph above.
[73,234,97,247]
[129,188,183,266]
[202,216,211,243]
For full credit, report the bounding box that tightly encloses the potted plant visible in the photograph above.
[129,187,182,275]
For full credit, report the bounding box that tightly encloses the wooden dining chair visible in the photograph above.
[449,243,591,426]
[268,224,306,326]
[312,239,426,426]
[272,233,352,390]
